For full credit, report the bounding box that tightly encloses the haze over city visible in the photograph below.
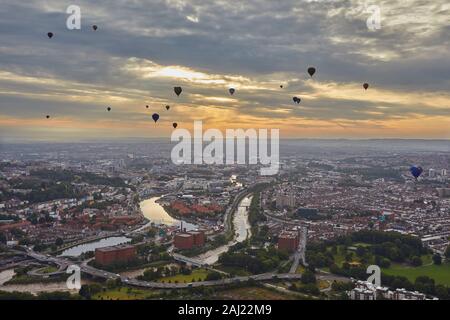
[0,0,449,142]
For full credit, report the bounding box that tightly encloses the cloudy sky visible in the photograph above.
[0,0,449,142]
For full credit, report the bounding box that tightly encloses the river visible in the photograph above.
[194,196,252,265]
[59,236,131,257]
[139,196,197,231]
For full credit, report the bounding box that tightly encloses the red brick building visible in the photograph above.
[190,230,206,246]
[278,230,299,253]
[174,230,206,250]
[174,233,194,249]
[0,221,31,232]
[95,244,136,266]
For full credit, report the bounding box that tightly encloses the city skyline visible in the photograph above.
[1,0,449,142]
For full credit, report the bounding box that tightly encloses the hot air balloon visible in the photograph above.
[92,25,98,31]
[107,107,111,112]
[229,88,235,95]
[146,105,149,109]
[410,166,423,180]
[46,115,50,119]
[363,83,369,90]
[166,105,170,111]
[174,87,182,96]
[307,67,316,77]
[293,97,301,104]
[152,113,160,123]
[280,85,283,89]
[47,32,54,39]
[173,123,178,129]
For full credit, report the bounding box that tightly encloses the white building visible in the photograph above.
[276,193,296,209]
[348,280,430,300]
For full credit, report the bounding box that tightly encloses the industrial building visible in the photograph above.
[275,193,296,209]
[95,244,136,266]
[278,229,299,253]
[174,230,206,250]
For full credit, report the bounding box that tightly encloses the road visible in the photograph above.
[289,226,308,273]
[23,249,349,289]
[262,211,304,226]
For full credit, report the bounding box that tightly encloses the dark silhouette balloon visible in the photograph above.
[280,85,283,89]
[92,25,98,31]
[229,88,235,95]
[46,115,50,119]
[172,123,178,129]
[152,113,160,123]
[293,97,301,104]
[166,105,170,111]
[363,83,369,90]
[47,32,54,39]
[410,166,423,180]
[107,107,111,112]
[174,87,182,96]
[307,67,316,77]
[146,105,149,109]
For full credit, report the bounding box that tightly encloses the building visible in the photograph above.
[190,230,206,246]
[278,230,299,253]
[436,188,450,198]
[174,228,206,250]
[0,221,31,232]
[349,286,376,300]
[276,193,296,209]
[381,211,395,222]
[429,169,436,178]
[348,280,430,300]
[95,244,136,266]
[174,233,194,249]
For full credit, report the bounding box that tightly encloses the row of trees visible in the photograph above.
[218,246,288,274]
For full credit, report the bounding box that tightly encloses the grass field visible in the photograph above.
[92,287,158,300]
[383,262,450,286]
[157,268,209,283]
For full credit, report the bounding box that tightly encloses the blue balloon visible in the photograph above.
[152,113,159,123]
[410,166,423,179]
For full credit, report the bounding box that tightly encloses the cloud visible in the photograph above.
[0,0,448,140]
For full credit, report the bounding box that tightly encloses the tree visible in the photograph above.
[205,271,222,281]
[435,285,449,300]
[79,284,91,300]
[0,232,6,245]
[301,270,316,284]
[411,256,422,267]
[55,237,64,247]
[345,252,353,262]
[432,254,442,265]
[89,283,103,295]
[356,246,367,257]
[414,276,435,295]
[106,279,117,289]
[445,246,450,260]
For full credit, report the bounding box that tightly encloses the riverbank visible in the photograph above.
[139,196,197,231]
[192,195,253,265]
[59,236,132,257]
